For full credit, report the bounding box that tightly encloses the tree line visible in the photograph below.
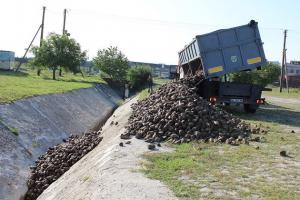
[30,32,280,88]
[30,32,151,90]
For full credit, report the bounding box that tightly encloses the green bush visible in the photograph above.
[127,65,152,90]
[93,46,129,83]
[229,62,281,87]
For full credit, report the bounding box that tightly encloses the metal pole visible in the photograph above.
[40,6,46,46]
[280,30,287,93]
[15,25,42,72]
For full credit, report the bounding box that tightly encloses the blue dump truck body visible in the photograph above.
[178,20,266,78]
[178,21,267,113]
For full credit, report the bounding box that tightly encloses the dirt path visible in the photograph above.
[37,97,177,200]
[262,95,300,132]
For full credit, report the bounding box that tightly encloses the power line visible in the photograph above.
[64,8,300,32]
[42,7,300,33]
[46,9,62,15]
[288,29,300,34]
[70,9,220,28]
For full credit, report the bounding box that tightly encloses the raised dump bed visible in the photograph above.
[178,20,266,78]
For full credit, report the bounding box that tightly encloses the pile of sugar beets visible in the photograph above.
[121,75,251,145]
[25,130,103,200]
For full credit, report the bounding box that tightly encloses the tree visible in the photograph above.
[230,62,281,87]
[30,33,86,80]
[127,65,152,90]
[93,46,129,83]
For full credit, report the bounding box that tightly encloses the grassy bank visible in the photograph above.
[263,86,300,98]
[142,97,300,199]
[0,69,104,103]
[138,78,171,100]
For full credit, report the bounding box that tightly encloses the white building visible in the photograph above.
[287,61,300,76]
[0,50,15,70]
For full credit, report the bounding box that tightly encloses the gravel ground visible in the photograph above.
[37,97,177,200]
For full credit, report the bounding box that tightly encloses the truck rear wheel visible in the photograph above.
[244,104,258,113]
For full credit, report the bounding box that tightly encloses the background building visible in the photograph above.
[0,50,15,70]
[287,61,300,76]
[80,61,177,78]
[129,61,176,78]
[287,61,300,87]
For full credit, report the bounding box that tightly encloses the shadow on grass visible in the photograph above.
[226,103,300,128]
[56,79,97,84]
[41,76,101,84]
[0,69,29,77]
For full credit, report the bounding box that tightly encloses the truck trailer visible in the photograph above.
[178,20,267,113]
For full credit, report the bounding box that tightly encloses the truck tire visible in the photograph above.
[244,104,258,113]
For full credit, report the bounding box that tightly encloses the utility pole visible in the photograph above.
[15,7,46,73]
[59,9,67,77]
[37,6,46,76]
[63,9,67,35]
[15,25,42,72]
[280,29,287,93]
[40,6,46,46]
[284,47,289,93]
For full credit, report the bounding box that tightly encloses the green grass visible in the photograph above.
[138,88,149,100]
[9,127,19,136]
[138,78,171,100]
[0,69,105,103]
[263,86,300,98]
[32,140,41,148]
[80,176,90,182]
[153,77,171,86]
[142,98,300,199]
[0,117,19,136]
[116,99,125,106]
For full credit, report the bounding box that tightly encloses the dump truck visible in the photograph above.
[178,20,267,113]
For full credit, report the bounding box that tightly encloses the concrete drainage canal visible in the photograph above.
[0,85,121,200]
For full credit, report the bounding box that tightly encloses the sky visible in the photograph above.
[1,0,300,65]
